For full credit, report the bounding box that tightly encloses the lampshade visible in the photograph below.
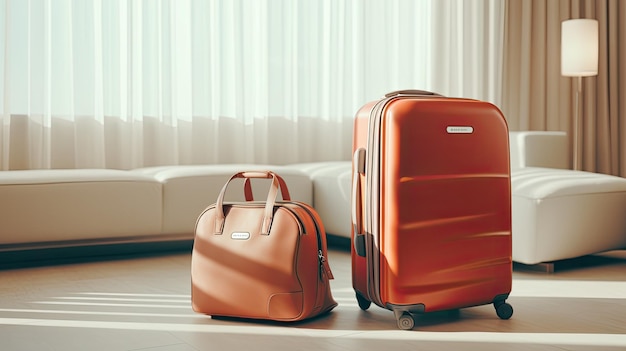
[561,19,599,77]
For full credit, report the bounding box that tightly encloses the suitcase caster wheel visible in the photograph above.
[355,292,371,311]
[495,301,513,320]
[397,312,415,330]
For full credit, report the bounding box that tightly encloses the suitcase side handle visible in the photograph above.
[352,148,367,257]
[384,89,443,98]
[214,171,290,235]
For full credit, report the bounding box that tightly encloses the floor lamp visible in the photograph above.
[561,19,598,170]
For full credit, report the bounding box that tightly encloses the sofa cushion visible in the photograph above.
[0,169,162,246]
[509,131,568,171]
[511,167,626,264]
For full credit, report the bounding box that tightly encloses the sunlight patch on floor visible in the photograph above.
[33,301,191,309]
[0,317,624,347]
[335,279,626,300]
[51,296,189,303]
[511,280,626,299]
[77,292,190,298]
[30,292,192,309]
[0,308,197,318]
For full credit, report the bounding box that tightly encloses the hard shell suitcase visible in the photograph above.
[351,90,513,330]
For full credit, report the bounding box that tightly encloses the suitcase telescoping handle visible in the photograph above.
[214,171,291,235]
[352,148,367,257]
[384,89,442,98]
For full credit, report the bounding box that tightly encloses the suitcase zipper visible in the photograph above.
[363,96,395,307]
[363,94,439,307]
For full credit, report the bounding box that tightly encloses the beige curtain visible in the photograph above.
[502,0,626,176]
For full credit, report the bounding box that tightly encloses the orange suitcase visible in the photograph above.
[351,90,513,330]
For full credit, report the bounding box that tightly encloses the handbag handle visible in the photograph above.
[214,171,291,235]
[242,175,291,202]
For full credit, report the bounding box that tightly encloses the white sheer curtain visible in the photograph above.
[0,0,504,170]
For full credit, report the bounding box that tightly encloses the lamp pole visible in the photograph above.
[574,76,582,170]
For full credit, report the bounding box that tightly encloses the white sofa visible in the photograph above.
[1,131,625,270]
[0,165,313,265]
[509,132,626,268]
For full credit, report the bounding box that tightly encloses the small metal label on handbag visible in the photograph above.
[231,232,251,240]
[446,126,474,134]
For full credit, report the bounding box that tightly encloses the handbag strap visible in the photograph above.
[214,171,291,235]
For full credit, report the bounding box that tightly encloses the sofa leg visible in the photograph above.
[514,262,555,273]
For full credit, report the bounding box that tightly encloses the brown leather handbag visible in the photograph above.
[191,171,337,322]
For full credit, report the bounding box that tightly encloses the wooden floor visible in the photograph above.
[0,245,625,351]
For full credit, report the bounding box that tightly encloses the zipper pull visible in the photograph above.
[318,250,334,280]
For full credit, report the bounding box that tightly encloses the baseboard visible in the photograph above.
[0,239,193,270]
[513,251,626,273]
[327,234,351,251]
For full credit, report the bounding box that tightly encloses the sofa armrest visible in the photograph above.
[509,131,569,171]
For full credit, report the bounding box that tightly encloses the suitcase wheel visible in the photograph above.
[494,301,514,320]
[355,292,371,311]
[397,312,415,330]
